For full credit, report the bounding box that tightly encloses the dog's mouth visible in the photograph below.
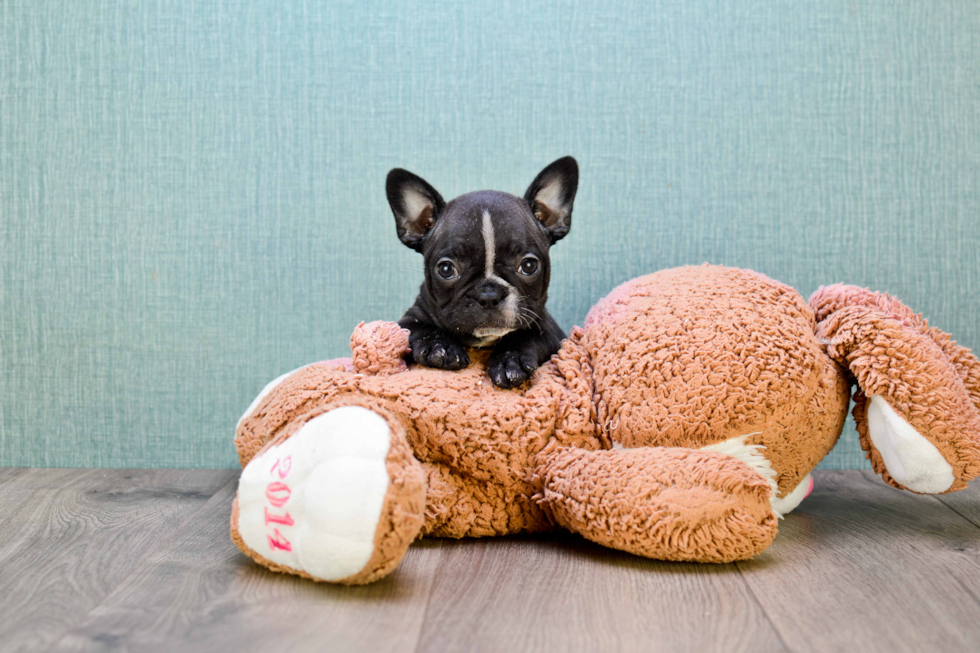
[455,290,523,345]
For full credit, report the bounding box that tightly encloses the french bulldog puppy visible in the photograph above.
[387,156,579,389]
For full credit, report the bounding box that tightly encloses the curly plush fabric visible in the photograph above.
[232,397,426,585]
[583,266,849,497]
[810,284,980,492]
[537,446,778,562]
[231,265,980,583]
[236,323,603,538]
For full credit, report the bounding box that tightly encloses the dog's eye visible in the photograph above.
[436,259,458,280]
[519,257,539,276]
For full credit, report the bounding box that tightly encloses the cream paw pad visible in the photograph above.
[231,403,426,584]
[866,395,955,494]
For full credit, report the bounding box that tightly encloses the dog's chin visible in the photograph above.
[472,326,514,338]
[463,326,514,348]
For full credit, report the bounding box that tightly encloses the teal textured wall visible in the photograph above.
[2,0,978,468]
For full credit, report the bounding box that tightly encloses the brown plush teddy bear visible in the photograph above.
[231,265,980,584]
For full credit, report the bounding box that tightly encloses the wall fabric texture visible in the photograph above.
[2,0,978,468]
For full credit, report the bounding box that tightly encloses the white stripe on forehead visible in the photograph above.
[476,208,518,340]
[480,209,515,292]
[482,210,495,279]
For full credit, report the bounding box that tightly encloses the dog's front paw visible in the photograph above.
[412,337,470,371]
[488,349,538,389]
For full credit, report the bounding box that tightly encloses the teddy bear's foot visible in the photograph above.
[855,386,980,493]
[537,446,778,563]
[770,473,813,517]
[231,402,426,584]
[700,435,814,518]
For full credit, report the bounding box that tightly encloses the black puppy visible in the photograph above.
[386,156,579,389]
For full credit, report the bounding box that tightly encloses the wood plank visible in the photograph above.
[736,470,980,652]
[1,467,236,493]
[416,533,786,653]
[935,479,980,529]
[53,479,444,653]
[3,468,973,652]
[0,467,29,485]
[0,469,235,652]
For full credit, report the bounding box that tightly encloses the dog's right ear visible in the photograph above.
[386,169,446,252]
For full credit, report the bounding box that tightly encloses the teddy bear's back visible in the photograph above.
[583,264,849,495]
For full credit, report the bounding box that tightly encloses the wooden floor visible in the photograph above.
[1,469,979,653]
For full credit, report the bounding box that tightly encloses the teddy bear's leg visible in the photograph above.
[231,399,426,585]
[536,446,779,562]
[811,285,980,493]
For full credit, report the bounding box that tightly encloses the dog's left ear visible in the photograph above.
[524,156,579,243]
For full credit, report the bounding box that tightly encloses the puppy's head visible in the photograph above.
[387,157,578,346]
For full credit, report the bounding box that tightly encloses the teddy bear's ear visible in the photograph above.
[386,169,446,253]
[524,156,579,244]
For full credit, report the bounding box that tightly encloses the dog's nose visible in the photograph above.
[476,284,506,309]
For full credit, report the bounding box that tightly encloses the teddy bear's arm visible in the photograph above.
[535,446,778,563]
[812,286,980,494]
